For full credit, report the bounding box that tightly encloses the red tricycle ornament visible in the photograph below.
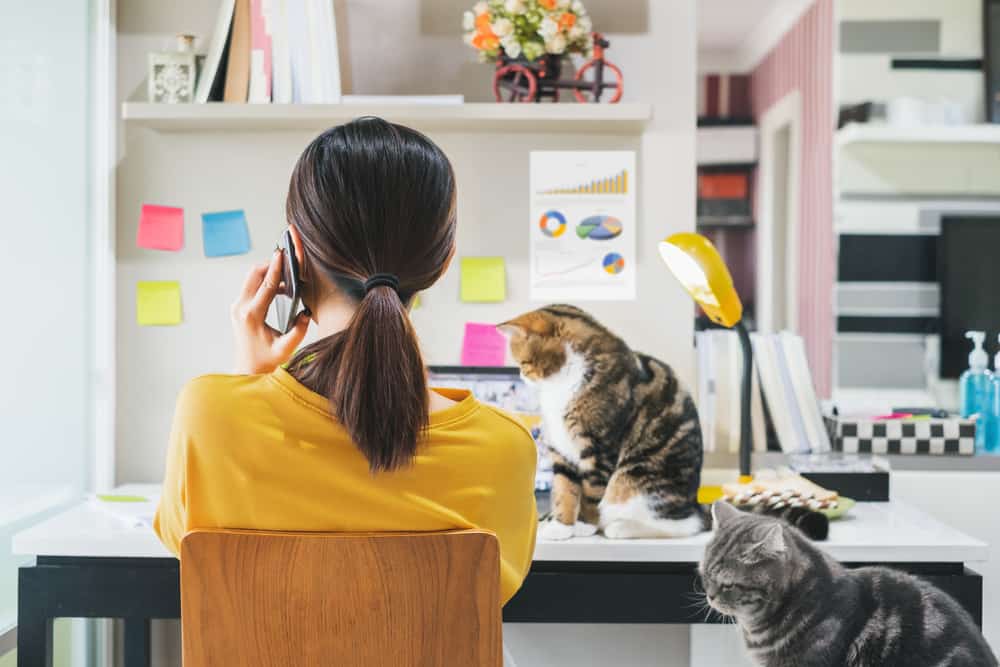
[492,33,623,103]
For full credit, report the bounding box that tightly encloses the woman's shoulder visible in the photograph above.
[173,373,272,423]
[465,404,538,466]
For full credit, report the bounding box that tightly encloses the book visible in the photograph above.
[195,0,236,103]
[269,0,293,103]
[695,331,716,452]
[287,0,311,102]
[223,0,252,102]
[248,0,273,103]
[779,332,832,452]
[772,335,810,452]
[752,333,797,452]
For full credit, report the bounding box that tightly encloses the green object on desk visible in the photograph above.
[820,496,855,520]
[97,494,149,503]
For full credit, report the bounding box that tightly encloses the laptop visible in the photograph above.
[428,366,552,492]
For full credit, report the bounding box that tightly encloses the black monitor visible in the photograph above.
[939,216,1000,378]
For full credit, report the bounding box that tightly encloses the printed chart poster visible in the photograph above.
[529,151,636,301]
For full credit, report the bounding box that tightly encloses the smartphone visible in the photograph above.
[266,229,304,334]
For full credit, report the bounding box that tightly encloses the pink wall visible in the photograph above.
[750,0,835,397]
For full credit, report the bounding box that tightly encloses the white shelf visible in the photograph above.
[121,102,653,134]
[838,122,1000,148]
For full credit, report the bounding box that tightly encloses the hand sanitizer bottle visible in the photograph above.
[988,336,1000,454]
[960,331,991,450]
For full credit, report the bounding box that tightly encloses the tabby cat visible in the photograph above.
[701,501,997,667]
[498,305,705,540]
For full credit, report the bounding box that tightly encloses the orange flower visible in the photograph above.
[539,0,557,9]
[472,33,500,51]
[475,12,492,31]
[558,12,576,29]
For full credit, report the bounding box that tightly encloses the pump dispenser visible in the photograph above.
[960,331,992,450]
[987,335,1000,453]
[960,331,990,417]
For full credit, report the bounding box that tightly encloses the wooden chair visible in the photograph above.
[180,529,502,667]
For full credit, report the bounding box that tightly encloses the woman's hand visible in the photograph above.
[231,250,310,375]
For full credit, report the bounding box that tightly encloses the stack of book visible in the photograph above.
[196,0,342,104]
[695,330,831,454]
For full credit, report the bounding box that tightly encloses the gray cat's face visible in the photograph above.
[699,501,790,620]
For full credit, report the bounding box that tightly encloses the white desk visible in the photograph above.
[12,485,989,667]
[13,483,988,563]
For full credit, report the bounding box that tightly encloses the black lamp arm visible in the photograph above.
[734,320,753,479]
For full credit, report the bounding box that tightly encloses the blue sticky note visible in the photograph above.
[202,210,251,257]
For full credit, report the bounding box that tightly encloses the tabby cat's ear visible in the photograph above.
[498,312,555,337]
[497,321,525,339]
[711,500,740,528]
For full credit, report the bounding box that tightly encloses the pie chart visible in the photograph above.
[603,252,625,275]
[538,210,567,238]
[576,215,623,240]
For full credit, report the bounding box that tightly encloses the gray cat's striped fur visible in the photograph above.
[701,501,996,667]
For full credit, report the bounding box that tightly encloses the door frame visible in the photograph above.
[756,89,802,333]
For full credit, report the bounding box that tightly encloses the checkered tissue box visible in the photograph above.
[827,417,976,456]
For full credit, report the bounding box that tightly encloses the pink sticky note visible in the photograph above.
[461,323,507,367]
[137,204,184,251]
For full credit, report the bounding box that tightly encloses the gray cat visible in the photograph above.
[701,501,996,667]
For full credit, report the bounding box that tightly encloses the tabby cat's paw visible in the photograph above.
[539,520,598,540]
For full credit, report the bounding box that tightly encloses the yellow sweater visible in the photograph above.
[154,367,538,604]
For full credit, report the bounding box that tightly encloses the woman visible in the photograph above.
[154,117,538,605]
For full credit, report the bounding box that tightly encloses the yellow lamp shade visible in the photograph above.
[657,232,743,328]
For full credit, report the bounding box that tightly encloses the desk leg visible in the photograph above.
[123,618,151,667]
[17,568,53,667]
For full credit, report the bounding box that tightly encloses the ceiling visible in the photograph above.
[698,0,815,71]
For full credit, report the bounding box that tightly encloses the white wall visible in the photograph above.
[115,0,697,483]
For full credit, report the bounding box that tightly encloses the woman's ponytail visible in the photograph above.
[333,283,427,471]
[284,118,456,472]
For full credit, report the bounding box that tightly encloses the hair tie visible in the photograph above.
[363,273,400,294]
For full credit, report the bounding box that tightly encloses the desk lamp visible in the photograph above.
[657,232,753,485]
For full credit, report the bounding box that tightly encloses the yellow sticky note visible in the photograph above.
[460,257,506,303]
[136,281,182,326]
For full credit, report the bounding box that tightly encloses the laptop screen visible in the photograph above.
[427,366,552,492]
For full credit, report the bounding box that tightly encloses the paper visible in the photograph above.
[202,210,251,257]
[460,257,506,303]
[529,151,636,301]
[461,323,507,366]
[92,495,157,528]
[137,204,184,251]
[136,281,183,326]
[97,494,149,503]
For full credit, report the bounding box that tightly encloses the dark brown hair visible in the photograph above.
[286,118,456,472]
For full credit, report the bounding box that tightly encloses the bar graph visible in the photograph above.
[539,168,629,195]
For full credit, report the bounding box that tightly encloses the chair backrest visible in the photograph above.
[180,529,501,667]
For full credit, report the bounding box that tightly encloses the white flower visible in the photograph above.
[463,11,475,30]
[568,25,584,40]
[556,0,570,8]
[578,14,592,32]
[491,17,514,37]
[474,1,489,15]
[504,0,526,13]
[571,0,584,11]
[538,16,559,38]
[545,33,567,54]
[501,35,522,58]
[463,31,476,46]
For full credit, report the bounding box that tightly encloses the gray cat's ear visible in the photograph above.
[757,523,786,556]
[711,500,740,528]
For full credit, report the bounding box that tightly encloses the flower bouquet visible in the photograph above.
[463,0,594,63]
